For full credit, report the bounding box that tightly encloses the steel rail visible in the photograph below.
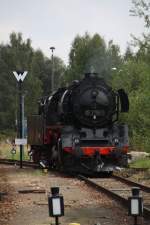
[112,174,150,193]
[78,175,150,220]
[0,158,39,168]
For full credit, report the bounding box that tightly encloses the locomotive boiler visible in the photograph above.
[28,73,129,175]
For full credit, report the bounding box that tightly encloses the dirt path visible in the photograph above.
[0,165,149,225]
[0,166,16,225]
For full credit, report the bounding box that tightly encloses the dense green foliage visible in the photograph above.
[0,32,65,131]
[65,33,121,83]
[112,59,150,152]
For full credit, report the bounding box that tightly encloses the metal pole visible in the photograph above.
[19,81,23,168]
[22,94,24,159]
[134,216,138,225]
[52,52,54,92]
[55,216,59,225]
[22,95,24,138]
[50,47,55,93]
[15,83,18,134]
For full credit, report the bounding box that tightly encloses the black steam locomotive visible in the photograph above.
[28,73,129,175]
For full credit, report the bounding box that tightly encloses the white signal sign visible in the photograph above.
[13,71,28,82]
[15,138,27,145]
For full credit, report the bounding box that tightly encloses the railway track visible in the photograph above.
[0,158,39,168]
[78,174,150,220]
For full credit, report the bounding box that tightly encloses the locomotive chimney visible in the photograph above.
[85,72,98,78]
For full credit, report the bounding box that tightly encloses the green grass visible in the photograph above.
[129,158,150,169]
[0,142,48,177]
[0,142,30,160]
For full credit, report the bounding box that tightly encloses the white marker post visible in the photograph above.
[13,71,28,168]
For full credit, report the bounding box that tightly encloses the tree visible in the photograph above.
[31,50,66,96]
[0,32,65,132]
[130,0,150,53]
[64,33,122,84]
[0,33,42,130]
[112,59,150,152]
[124,46,134,60]
[130,0,150,28]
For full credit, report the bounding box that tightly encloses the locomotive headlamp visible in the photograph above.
[91,90,98,98]
[74,138,80,144]
[114,138,119,145]
[48,187,64,225]
[128,187,143,225]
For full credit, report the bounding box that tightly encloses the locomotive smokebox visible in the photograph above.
[67,73,117,127]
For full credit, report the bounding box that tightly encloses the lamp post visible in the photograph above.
[48,187,64,225]
[128,187,143,225]
[50,46,55,93]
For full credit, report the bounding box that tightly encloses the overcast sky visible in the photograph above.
[0,0,146,64]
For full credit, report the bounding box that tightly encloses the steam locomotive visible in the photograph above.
[28,73,129,175]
